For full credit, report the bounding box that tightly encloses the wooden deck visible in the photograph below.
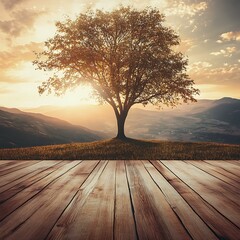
[0,160,239,240]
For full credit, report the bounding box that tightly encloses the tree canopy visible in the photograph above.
[33,6,199,139]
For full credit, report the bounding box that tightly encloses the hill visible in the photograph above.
[26,97,240,144]
[0,107,104,148]
[195,97,240,127]
[128,97,240,144]
[0,138,239,160]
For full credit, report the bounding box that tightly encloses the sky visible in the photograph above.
[0,0,240,108]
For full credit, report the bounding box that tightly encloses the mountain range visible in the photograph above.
[0,107,104,148]
[0,97,240,148]
[126,97,240,144]
[26,97,240,144]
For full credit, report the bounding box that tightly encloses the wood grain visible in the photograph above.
[0,161,79,221]
[126,160,191,240]
[162,160,240,227]
[0,161,62,202]
[188,160,240,189]
[0,160,239,240]
[0,161,41,177]
[204,160,240,177]
[143,160,217,240]
[153,160,240,240]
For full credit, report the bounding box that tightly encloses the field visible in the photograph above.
[0,138,240,160]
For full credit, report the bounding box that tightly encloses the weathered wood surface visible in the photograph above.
[0,160,239,240]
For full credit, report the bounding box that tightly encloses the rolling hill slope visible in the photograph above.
[195,97,240,127]
[0,108,104,148]
[128,97,240,144]
[26,97,240,144]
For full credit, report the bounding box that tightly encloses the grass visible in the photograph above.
[0,138,240,160]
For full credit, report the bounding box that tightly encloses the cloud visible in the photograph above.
[210,50,226,56]
[0,9,46,37]
[189,61,212,72]
[211,47,236,57]
[0,0,28,10]
[165,1,208,17]
[226,47,237,53]
[220,31,240,42]
[209,64,240,81]
[0,42,43,68]
[0,42,43,83]
[190,63,240,86]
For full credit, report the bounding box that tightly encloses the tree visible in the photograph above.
[33,6,199,139]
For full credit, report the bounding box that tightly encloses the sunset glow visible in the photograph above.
[0,0,239,108]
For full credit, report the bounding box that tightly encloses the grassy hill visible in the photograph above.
[0,138,239,160]
[0,108,104,148]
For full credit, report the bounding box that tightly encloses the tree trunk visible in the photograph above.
[115,111,128,139]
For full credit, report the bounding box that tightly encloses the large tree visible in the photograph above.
[33,7,199,139]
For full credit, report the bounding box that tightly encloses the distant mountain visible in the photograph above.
[126,97,240,144]
[25,104,116,136]
[195,97,240,127]
[0,107,104,148]
[25,97,240,144]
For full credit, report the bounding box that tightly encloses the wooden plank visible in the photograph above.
[0,161,41,177]
[0,161,22,167]
[226,160,240,166]
[0,161,44,188]
[0,161,99,240]
[0,161,29,170]
[194,161,240,184]
[185,161,240,198]
[0,161,41,176]
[126,160,191,240]
[188,160,240,189]
[0,161,61,193]
[204,160,240,177]
[0,161,64,203]
[46,160,108,240]
[47,161,116,240]
[162,160,240,228]
[0,160,239,240]
[153,161,240,240]
[166,160,240,204]
[0,161,80,221]
[143,160,217,240]
[0,161,13,165]
[114,161,137,240]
